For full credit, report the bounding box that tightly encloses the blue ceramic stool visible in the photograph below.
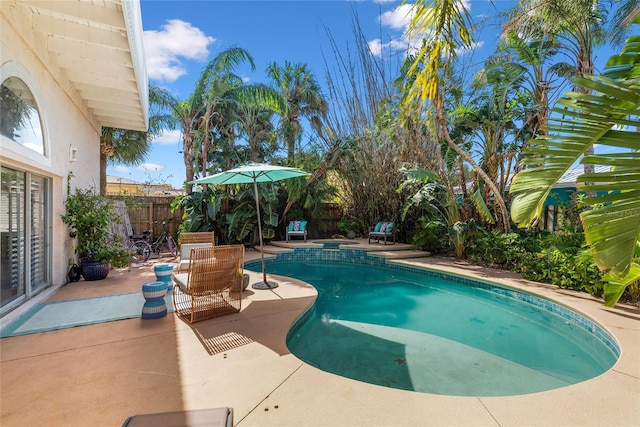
[154,263,174,290]
[141,281,168,319]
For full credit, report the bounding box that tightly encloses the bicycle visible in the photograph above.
[129,220,178,263]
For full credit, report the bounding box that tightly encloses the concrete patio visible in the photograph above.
[1,242,639,426]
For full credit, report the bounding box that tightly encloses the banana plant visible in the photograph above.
[510,21,640,306]
[225,183,278,246]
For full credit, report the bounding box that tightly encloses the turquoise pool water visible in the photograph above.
[252,261,618,396]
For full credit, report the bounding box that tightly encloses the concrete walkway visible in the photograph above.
[1,246,639,426]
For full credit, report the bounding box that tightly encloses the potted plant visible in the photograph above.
[338,216,365,239]
[62,173,130,280]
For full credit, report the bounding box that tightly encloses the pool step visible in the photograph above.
[254,244,294,255]
[367,250,430,260]
[263,240,427,261]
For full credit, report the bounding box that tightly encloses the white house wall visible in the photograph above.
[1,16,102,288]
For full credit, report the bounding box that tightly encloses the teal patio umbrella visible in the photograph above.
[190,163,309,289]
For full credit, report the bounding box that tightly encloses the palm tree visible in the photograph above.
[503,0,611,176]
[100,129,150,194]
[196,79,288,174]
[510,23,640,306]
[500,31,571,143]
[234,102,277,162]
[609,0,640,45]
[266,61,328,162]
[151,47,255,193]
[99,85,176,194]
[465,55,527,197]
[400,0,511,232]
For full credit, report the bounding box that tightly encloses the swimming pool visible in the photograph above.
[248,258,619,396]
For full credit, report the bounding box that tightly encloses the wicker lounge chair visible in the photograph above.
[172,245,244,323]
[286,220,307,242]
[368,221,396,245]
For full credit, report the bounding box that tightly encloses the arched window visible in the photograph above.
[0,76,45,155]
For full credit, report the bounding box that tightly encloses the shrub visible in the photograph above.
[466,228,605,298]
[519,249,604,296]
[466,230,532,270]
[338,216,365,236]
[62,173,130,268]
[412,217,448,253]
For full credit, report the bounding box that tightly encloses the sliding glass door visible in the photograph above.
[1,166,49,312]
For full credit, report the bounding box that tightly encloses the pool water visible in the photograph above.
[258,261,618,396]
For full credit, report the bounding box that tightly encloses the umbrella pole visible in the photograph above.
[253,179,270,287]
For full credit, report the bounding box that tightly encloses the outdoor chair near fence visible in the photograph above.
[286,220,307,242]
[177,232,215,272]
[179,231,215,245]
[172,245,244,323]
[368,221,396,245]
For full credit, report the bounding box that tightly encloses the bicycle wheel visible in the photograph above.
[130,241,152,263]
[156,236,179,259]
[166,236,179,258]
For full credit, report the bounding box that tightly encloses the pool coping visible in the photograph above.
[242,253,640,426]
[242,248,639,424]
[1,249,638,426]
[247,250,621,371]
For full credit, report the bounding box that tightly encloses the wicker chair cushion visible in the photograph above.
[173,273,189,291]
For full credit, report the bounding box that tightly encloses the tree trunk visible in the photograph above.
[99,150,108,195]
[437,107,511,233]
[183,132,194,194]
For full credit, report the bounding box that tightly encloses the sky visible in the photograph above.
[107,0,618,190]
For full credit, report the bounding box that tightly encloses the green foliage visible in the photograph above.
[412,217,448,253]
[520,249,605,296]
[62,174,130,268]
[225,183,279,245]
[509,22,640,305]
[466,226,605,297]
[466,229,532,270]
[172,187,225,234]
[90,237,131,269]
[337,216,365,235]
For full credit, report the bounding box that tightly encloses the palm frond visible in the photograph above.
[510,25,640,305]
[470,187,495,224]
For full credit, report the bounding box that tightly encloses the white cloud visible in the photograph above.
[138,163,166,172]
[152,129,182,145]
[371,1,476,58]
[379,4,414,30]
[368,39,383,57]
[114,166,130,173]
[371,4,416,58]
[144,19,216,83]
[368,38,408,57]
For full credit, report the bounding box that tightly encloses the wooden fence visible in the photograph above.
[107,195,343,241]
[307,202,342,238]
[107,195,183,241]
